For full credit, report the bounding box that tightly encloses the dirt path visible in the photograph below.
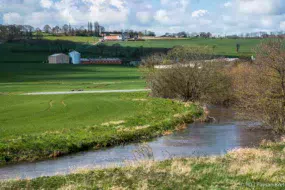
[22,89,150,96]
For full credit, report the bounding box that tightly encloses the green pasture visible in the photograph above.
[104,38,262,57]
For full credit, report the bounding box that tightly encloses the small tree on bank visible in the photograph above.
[232,39,285,132]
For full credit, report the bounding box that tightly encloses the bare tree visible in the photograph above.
[232,39,285,132]
[43,25,51,33]
[62,24,69,35]
[52,26,60,34]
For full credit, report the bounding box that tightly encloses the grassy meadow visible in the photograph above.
[2,139,285,189]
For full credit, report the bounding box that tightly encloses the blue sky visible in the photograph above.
[0,0,285,35]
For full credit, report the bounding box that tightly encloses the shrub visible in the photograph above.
[141,46,233,104]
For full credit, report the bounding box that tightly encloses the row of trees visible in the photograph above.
[43,22,105,37]
[0,25,35,42]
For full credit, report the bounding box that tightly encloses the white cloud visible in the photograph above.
[280,21,285,30]
[0,0,285,35]
[40,0,53,9]
[3,12,23,25]
[236,0,285,15]
[154,10,169,24]
[136,11,152,24]
[192,10,208,18]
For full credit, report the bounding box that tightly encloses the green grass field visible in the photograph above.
[43,35,99,44]
[104,38,262,57]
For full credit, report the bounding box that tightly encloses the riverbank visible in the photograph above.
[0,93,203,165]
[2,137,284,189]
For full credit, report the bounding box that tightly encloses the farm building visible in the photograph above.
[69,51,81,64]
[48,53,69,64]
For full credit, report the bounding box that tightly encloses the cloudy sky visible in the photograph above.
[0,0,285,35]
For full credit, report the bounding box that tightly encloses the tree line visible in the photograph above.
[162,31,285,39]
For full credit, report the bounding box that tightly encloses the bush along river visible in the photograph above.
[0,106,278,181]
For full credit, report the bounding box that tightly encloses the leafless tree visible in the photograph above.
[232,39,285,132]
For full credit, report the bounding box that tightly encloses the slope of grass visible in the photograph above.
[0,92,202,165]
[2,138,284,189]
[0,63,145,93]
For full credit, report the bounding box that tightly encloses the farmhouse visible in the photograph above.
[48,53,69,64]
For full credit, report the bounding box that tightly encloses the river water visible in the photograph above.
[0,106,276,181]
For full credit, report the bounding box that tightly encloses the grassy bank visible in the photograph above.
[0,92,202,165]
[2,138,284,189]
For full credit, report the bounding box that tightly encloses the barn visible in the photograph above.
[48,53,69,64]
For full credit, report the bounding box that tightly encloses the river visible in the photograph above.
[0,106,276,181]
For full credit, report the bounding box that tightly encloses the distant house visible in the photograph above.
[48,53,69,64]
[102,32,124,41]
[103,35,123,41]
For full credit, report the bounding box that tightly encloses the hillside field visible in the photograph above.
[104,38,263,57]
